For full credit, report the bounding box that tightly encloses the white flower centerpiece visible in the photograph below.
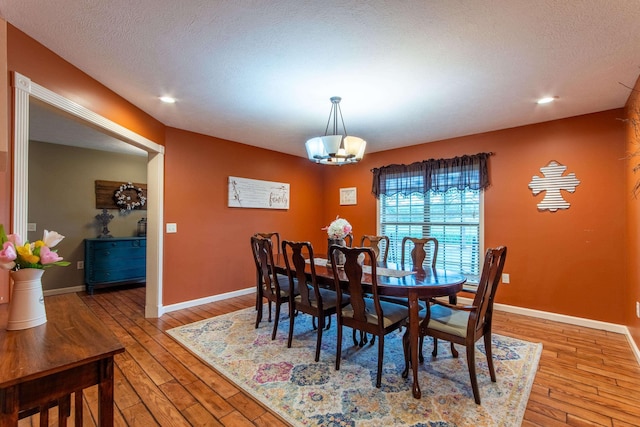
[323,216,352,266]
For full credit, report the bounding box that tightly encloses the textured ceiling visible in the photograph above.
[3,1,640,158]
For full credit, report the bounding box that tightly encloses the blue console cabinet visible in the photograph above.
[84,237,146,295]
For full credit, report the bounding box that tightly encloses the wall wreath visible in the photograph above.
[114,182,147,214]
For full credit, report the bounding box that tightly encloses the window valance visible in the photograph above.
[371,152,492,198]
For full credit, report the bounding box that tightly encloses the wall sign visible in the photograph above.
[228,176,290,209]
[528,160,580,212]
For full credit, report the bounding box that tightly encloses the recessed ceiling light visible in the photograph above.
[536,96,557,104]
[160,96,176,104]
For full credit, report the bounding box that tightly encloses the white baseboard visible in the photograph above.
[43,285,85,297]
[457,296,640,365]
[161,287,255,314]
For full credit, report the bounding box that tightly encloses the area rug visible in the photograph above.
[167,306,541,427]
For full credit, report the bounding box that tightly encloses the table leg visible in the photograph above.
[97,358,115,426]
[408,291,421,399]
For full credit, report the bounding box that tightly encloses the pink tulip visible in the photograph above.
[39,246,63,264]
[0,241,17,264]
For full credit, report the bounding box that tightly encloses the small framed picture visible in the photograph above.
[340,187,357,205]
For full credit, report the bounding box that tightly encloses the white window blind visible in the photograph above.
[379,185,482,283]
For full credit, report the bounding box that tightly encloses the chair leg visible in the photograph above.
[287,301,295,348]
[376,335,384,388]
[419,336,424,363]
[336,324,343,370]
[466,343,481,404]
[401,329,410,378]
[484,333,496,382]
[315,315,324,362]
[268,300,273,322]
[450,342,459,358]
[432,337,438,357]
[255,297,263,329]
[272,302,281,340]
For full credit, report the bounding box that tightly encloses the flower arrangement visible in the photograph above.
[115,182,147,214]
[0,225,70,271]
[323,216,352,240]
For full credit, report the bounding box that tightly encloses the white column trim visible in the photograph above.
[11,71,165,318]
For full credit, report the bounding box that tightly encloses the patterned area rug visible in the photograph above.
[167,306,541,426]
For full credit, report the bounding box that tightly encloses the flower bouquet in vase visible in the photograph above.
[0,225,70,330]
[323,216,352,267]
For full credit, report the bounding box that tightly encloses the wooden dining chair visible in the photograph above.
[404,246,507,404]
[401,236,438,269]
[330,245,409,388]
[282,240,348,361]
[360,235,389,263]
[252,232,284,310]
[251,236,297,340]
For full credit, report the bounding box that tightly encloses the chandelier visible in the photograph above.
[305,96,366,165]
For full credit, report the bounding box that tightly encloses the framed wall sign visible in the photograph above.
[228,176,290,209]
[340,187,357,205]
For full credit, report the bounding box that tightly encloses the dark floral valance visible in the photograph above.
[371,152,492,198]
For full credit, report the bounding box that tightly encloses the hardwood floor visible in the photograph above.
[18,285,640,426]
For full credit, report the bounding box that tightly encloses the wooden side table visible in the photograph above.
[0,293,124,426]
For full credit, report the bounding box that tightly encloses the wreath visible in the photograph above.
[114,182,146,213]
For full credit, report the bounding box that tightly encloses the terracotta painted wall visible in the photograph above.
[6,25,164,146]
[625,75,640,348]
[163,127,326,305]
[321,110,627,324]
[0,19,9,303]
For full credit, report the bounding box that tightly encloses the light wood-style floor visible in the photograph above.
[18,285,640,426]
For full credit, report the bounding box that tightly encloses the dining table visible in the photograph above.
[272,254,466,399]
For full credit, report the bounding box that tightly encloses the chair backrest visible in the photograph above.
[251,236,281,300]
[344,233,354,247]
[470,246,507,334]
[282,240,321,307]
[401,237,438,269]
[330,245,383,328]
[253,232,281,255]
[360,235,389,263]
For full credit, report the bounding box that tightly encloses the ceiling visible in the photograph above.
[3,1,640,158]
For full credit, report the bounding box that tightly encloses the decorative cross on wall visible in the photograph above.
[528,160,580,212]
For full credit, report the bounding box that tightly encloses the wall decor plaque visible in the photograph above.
[228,176,290,209]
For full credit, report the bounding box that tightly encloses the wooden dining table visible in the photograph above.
[272,254,466,399]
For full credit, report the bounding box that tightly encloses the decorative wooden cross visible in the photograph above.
[95,209,114,238]
[528,160,580,212]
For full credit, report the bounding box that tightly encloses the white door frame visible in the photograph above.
[11,71,165,318]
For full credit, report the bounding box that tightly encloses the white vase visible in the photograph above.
[7,268,47,330]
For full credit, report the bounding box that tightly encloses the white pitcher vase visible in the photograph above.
[7,268,47,330]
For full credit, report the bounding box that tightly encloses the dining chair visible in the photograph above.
[401,236,438,269]
[251,236,297,340]
[252,232,283,310]
[360,235,389,263]
[330,245,409,388]
[404,246,507,404]
[344,233,354,247]
[282,240,349,362]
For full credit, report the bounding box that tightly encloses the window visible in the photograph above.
[372,152,491,284]
[379,187,482,283]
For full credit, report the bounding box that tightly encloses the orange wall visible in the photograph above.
[163,128,326,305]
[625,75,640,347]
[7,25,165,146]
[322,110,627,324]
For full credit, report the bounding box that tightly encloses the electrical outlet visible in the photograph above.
[636,301,640,318]
[27,223,36,232]
[501,273,510,284]
[166,223,177,233]
[77,261,84,270]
